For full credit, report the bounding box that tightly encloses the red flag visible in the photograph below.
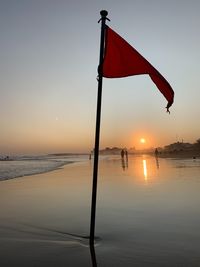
[101,26,174,112]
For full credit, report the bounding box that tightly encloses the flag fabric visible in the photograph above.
[101,26,174,112]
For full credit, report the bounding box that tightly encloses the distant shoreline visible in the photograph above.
[155,150,200,159]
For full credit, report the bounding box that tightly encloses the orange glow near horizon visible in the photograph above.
[128,132,157,150]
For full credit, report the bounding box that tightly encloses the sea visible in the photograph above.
[0,154,88,181]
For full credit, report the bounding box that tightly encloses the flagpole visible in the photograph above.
[90,10,109,246]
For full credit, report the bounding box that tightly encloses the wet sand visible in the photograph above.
[1,156,200,266]
[0,161,93,266]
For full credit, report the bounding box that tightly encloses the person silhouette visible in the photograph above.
[121,149,125,159]
[155,148,158,157]
[125,149,128,159]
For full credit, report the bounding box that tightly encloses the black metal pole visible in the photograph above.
[89,10,108,246]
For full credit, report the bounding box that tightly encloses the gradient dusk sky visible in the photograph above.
[0,0,200,155]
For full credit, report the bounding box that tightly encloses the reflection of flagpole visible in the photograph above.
[90,10,109,246]
[90,244,97,267]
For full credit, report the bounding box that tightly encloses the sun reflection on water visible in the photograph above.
[142,159,148,181]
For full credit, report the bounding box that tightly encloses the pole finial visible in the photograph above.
[98,10,110,23]
[100,10,108,17]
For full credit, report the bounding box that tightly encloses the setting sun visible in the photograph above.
[140,138,146,144]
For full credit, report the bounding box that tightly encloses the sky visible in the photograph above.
[0,0,200,155]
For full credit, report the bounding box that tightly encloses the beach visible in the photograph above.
[1,155,200,266]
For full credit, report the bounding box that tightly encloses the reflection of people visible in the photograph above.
[121,149,129,170]
[121,158,125,170]
[155,156,159,169]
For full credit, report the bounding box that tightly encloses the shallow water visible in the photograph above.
[0,155,200,266]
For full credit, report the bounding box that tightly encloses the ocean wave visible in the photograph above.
[0,154,88,181]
